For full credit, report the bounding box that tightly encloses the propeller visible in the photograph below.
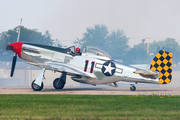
[10,54,17,77]
[9,18,22,77]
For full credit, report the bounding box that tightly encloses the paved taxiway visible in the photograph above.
[0,87,180,95]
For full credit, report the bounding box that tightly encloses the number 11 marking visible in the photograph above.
[84,60,95,73]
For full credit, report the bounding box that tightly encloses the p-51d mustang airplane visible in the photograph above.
[6,20,173,91]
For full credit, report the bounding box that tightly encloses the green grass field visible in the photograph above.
[0,95,179,120]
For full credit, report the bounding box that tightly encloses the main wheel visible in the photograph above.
[53,78,65,89]
[130,86,136,91]
[31,80,44,91]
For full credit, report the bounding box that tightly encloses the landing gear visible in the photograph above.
[130,85,136,91]
[31,80,44,91]
[31,68,45,91]
[53,78,65,89]
[53,72,66,89]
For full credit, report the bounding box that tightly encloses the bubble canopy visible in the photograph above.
[82,46,111,58]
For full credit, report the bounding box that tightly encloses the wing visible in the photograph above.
[26,61,96,78]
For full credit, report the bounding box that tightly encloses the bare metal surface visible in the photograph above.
[0,87,180,95]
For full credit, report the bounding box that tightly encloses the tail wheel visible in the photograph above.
[130,86,136,91]
[53,78,65,89]
[31,80,44,91]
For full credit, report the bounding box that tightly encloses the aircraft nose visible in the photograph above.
[6,42,24,58]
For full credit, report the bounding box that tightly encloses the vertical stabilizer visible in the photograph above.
[150,50,173,84]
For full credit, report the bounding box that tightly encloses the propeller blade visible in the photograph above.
[10,54,17,77]
[16,18,22,42]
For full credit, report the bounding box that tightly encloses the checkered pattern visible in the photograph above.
[150,50,173,84]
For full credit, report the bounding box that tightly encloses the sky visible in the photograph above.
[1,0,180,47]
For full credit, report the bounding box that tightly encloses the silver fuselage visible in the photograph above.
[21,43,159,85]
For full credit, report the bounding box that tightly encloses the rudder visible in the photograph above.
[150,50,173,84]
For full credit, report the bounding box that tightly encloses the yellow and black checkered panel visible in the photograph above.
[150,50,173,84]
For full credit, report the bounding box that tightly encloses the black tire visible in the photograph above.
[130,86,136,91]
[31,80,44,91]
[53,78,65,89]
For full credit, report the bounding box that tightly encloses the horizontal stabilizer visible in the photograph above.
[134,69,159,79]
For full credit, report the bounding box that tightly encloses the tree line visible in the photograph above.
[0,25,180,64]
[74,24,180,64]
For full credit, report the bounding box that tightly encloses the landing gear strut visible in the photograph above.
[130,84,136,91]
[53,72,66,89]
[31,68,45,91]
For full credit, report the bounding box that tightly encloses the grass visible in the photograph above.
[0,95,179,119]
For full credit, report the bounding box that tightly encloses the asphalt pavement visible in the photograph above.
[0,87,180,95]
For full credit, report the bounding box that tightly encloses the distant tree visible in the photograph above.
[53,38,62,47]
[123,43,150,64]
[74,24,108,48]
[105,29,130,59]
[74,24,130,59]
[0,26,61,61]
[124,38,180,64]
[149,38,179,53]
[150,38,180,64]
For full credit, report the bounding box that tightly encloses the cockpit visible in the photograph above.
[65,46,81,56]
[65,46,111,58]
[82,46,111,58]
